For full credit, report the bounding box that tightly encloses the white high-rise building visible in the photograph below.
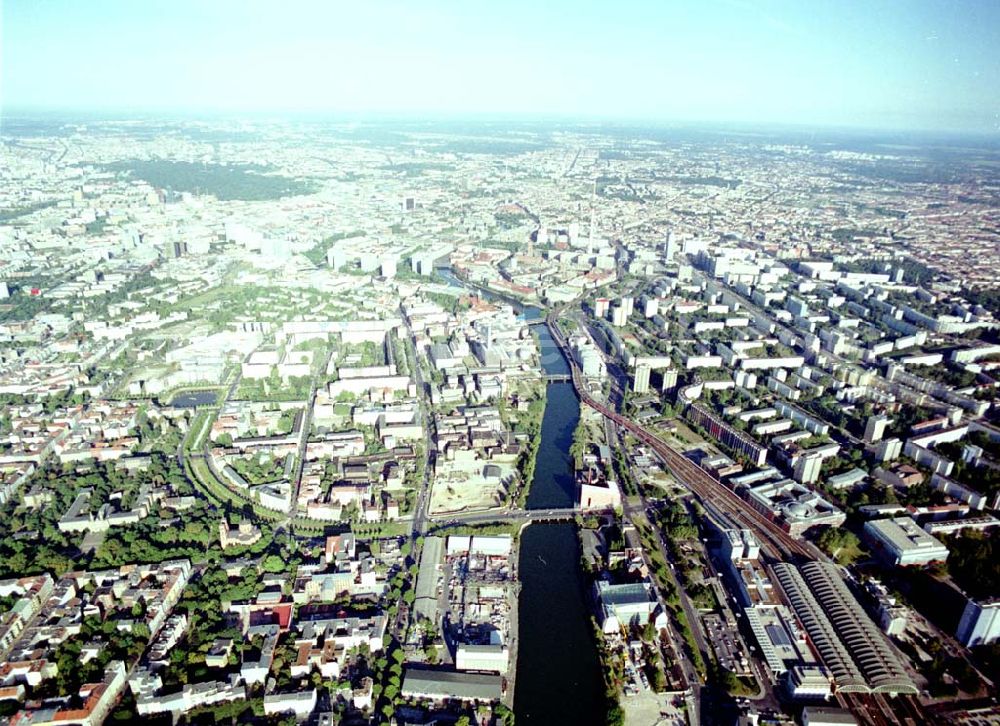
[864,415,891,444]
[787,296,810,318]
[683,238,707,256]
[568,222,580,246]
[632,364,651,394]
[793,453,823,484]
[661,368,678,393]
[665,231,679,261]
[536,225,547,247]
[956,598,1000,647]
[571,336,607,379]
[721,529,760,561]
[875,438,903,463]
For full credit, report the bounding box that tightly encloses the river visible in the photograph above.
[436,269,605,724]
[513,316,606,725]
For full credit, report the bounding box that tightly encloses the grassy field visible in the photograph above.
[186,410,215,452]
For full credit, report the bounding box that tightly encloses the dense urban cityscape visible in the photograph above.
[3,0,1000,723]
[0,114,998,726]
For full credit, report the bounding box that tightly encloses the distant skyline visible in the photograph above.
[2,0,998,133]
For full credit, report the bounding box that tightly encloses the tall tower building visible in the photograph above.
[864,415,891,444]
[665,230,679,261]
[875,438,903,463]
[632,364,651,394]
[956,598,1000,647]
[588,178,597,249]
[660,368,679,394]
[793,453,823,484]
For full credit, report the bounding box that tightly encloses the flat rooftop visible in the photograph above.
[865,517,948,553]
[402,668,502,701]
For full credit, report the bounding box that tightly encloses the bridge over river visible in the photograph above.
[425,505,613,528]
[542,373,572,382]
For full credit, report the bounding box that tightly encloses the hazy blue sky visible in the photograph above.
[2,0,998,132]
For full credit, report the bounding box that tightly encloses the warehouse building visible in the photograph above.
[594,581,667,635]
[401,668,503,704]
[455,644,509,674]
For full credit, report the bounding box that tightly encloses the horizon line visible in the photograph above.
[2,105,998,140]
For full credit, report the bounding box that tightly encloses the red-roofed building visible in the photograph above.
[9,661,125,726]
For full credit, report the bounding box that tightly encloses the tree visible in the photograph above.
[569,421,589,465]
[651,667,667,692]
[424,643,439,664]
[815,527,864,565]
[261,554,285,573]
[495,704,515,726]
[642,617,656,643]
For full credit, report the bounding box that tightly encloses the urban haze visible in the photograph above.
[1,3,999,726]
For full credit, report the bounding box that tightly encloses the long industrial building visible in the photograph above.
[771,562,917,695]
[686,403,768,467]
[401,668,503,703]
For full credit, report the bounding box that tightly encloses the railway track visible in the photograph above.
[549,311,932,726]
[547,312,814,561]
[838,691,925,726]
